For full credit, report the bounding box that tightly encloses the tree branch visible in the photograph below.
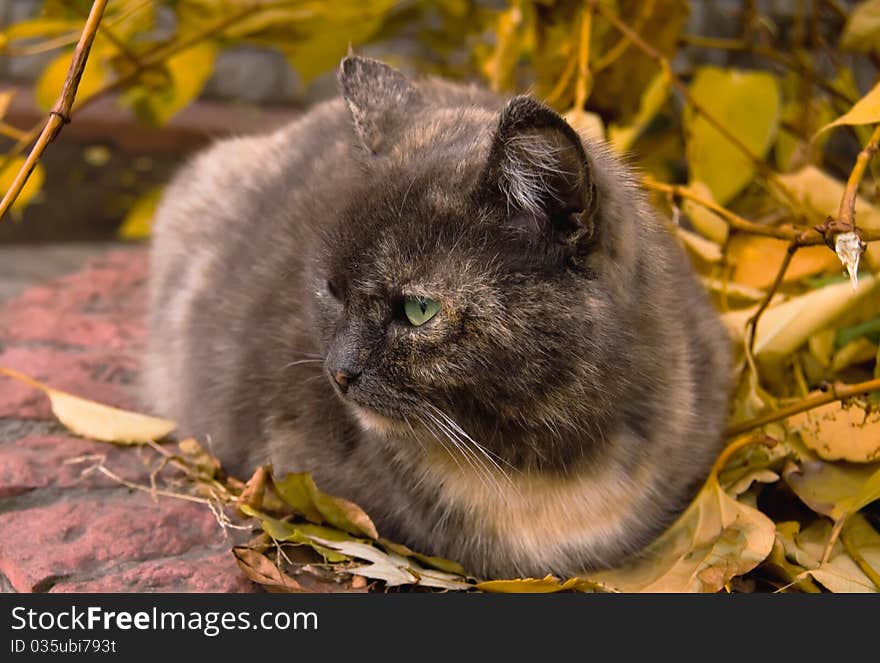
[724,378,880,437]
[644,177,880,245]
[838,124,880,235]
[0,0,108,222]
[595,3,803,213]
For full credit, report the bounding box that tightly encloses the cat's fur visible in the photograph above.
[146,56,731,579]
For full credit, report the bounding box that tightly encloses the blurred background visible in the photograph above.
[0,1,877,301]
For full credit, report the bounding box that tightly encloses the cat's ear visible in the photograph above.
[338,55,420,153]
[478,96,597,244]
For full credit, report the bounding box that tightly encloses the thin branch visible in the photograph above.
[724,378,880,437]
[644,177,880,245]
[0,0,108,222]
[838,124,880,235]
[591,0,655,74]
[594,3,803,212]
[745,233,809,355]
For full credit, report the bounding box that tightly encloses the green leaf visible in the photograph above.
[817,80,880,135]
[685,66,780,204]
[841,0,880,53]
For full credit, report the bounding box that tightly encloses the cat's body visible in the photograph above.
[147,57,731,579]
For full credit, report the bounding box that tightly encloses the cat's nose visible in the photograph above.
[330,367,360,394]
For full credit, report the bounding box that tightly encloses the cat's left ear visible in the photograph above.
[338,55,420,153]
[478,96,597,244]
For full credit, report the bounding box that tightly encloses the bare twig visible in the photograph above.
[710,433,778,477]
[745,232,811,355]
[837,124,880,236]
[592,0,655,74]
[644,177,880,245]
[0,0,108,222]
[724,378,880,437]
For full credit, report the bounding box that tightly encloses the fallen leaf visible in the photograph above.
[271,472,379,540]
[588,476,775,592]
[776,517,880,593]
[0,366,176,444]
[783,460,880,521]
[790,402,880,463]
[721,274,880,367]
[476,575,611,593]
[728,235,839,289]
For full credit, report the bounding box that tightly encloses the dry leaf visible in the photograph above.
[784,460,880,521]
[0,367,176,444]
[728,235,839,289]
[588,476,775,592]
[271,472,379,540]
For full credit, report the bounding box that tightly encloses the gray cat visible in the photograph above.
[146,56,732,579]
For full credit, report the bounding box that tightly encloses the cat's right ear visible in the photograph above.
[338,56,420,154]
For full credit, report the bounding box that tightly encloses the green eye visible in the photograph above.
[403,296,441,326]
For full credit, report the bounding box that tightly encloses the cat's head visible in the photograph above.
[309,56,627,469]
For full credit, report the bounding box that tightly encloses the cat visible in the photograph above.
[146,55,732,579]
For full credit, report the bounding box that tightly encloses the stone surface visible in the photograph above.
[0,248,258,593]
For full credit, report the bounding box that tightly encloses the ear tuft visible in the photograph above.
[479,96,597,245]
[338,56,420,153]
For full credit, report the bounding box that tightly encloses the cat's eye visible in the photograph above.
[403,296,440,326]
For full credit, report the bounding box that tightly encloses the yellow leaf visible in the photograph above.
[0,157,45,213]
[721,275,880,367]
[790,401,880,463]
[272,472,379,540]
[682,181,729,243]
[34,42,110,113]
[841,0,880,53]
[817,80,880,135]
[777,517,880,593]
[777,165,880,269]
[830,337,878,373]
[590,475,775,592]
[0,88,16,119]
[609,70,670,152]
[784,460,880,522]
[727,235,840,289]
[118,187,162,240]
[481,2,528,92]
[124,41,218,126]
[685,67,780,204]
[476,575,609,593]
[0,367,176,444]
[0,18,81,43]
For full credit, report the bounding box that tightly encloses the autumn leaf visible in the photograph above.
[685,66,780,204]
[271,472,379,540]
[791,402,880,463]
[589,475,775,593]
[0,367,176,444]
[0,157,44,213]
[817,80,880,135]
